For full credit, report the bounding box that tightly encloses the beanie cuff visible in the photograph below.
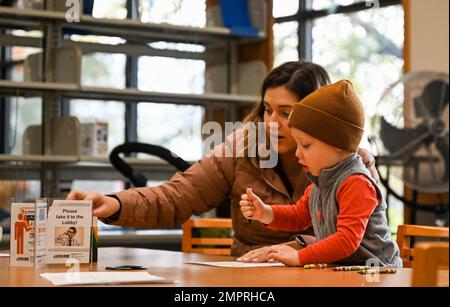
[288,104,364,152]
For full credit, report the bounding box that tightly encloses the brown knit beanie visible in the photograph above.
[288,80,365,153]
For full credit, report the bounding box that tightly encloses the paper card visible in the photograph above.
[40,272,174,286]
[34,199,48,268]
[10,203,35,267]
[46,200,92,264]
[186,261,285,268]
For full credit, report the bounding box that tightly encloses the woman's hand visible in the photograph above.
[237,246,271,263]
[358,148,380,183]
[239,188,273,224]
[266,245,301,266]
[66,190,120,218]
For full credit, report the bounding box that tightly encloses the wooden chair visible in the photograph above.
[397,224,449,268]
[182,218,233,256]
[412,242,449,287]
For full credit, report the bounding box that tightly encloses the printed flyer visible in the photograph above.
[10,203,35,267]
[46,200,92,264]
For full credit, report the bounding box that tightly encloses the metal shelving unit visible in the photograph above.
[0,80,258,106]
[0,6,266,43]
[0,154,181,181]
[0,1,264,197]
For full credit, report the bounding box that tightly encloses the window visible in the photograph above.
[135,1,206,162]
[69,100,126,153]
[273,21,299,67]
[81,53,127,89]
[136,56,205,161]
[313,0,361,10]
[8,47,43,155]
[310,2,404,233]
[1,38,44,231]
[138,56,205,94]
[9,97,42,155]
[273,1,299,67]
[70,1,208,231]
[92,0,128,19]
[273,0,405,232]
[273,0,299,18]
[139,0,206,27]
[137,103,204,161]
[311,5,404,148]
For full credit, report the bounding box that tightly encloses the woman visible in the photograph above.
[67,61,379,259]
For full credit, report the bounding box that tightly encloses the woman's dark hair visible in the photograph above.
[245,61,331,123]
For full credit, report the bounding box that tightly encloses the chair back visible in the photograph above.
[182,218,233,256]
[397,224,449,268]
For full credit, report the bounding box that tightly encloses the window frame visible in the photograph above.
[273,0,405,229]
[1,36,12,154]
[274,0,402,61]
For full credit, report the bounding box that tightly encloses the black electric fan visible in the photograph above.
[368,71,449,225]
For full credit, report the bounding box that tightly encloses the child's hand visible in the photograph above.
[266,245,301,267]
[239,188,273,224]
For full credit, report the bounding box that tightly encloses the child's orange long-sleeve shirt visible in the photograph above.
[267,174,380,265]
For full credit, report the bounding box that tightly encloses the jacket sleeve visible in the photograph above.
[105,143,235,229]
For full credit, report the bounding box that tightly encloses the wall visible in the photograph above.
[405,0,449,73]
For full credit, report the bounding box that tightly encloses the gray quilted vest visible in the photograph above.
[307,155,402,267]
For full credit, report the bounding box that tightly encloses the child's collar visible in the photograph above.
[306,154,359,187]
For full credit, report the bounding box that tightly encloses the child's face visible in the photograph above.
[291,127,343,176]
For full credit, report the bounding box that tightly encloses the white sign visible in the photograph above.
[10,203,35,267]
[46,200,92,264]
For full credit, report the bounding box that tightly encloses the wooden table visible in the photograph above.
[0,248,448,287]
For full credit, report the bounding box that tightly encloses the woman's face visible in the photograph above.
[263,86,299,155]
